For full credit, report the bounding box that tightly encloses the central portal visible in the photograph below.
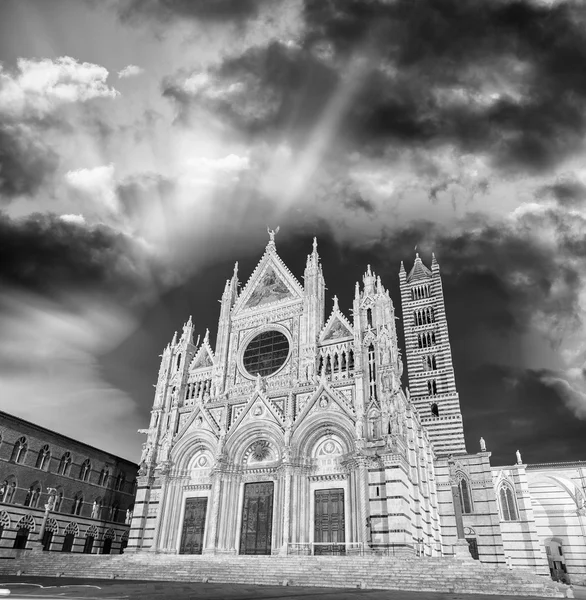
[239,481,274,555]
[314,488,345,555]
[179,497,208,554]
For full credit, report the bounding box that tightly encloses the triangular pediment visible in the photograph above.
[175,405,219,442]
[190,339,214,371]
[320,314,353,343]
[293,380,356,429]
[232,247,303,314]
[228,390,285,434]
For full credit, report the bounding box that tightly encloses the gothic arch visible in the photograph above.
[171,429,218,473]
[226,420,284,466]
[292,412,355,458]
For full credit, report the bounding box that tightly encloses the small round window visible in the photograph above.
[242,330,289,377]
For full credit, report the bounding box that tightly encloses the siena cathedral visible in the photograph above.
[128,232,586,585]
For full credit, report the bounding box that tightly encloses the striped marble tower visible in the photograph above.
[399,253,466,455]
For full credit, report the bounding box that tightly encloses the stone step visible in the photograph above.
[0,554,569,598]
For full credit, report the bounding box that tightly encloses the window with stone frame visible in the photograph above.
[499,483,519,521]
[11,437,27,464]
[79,459,92,482]
[36,444,51,471]
[58,452,72,476]
[0,478,17,503]
[23,483,41,508]
[98,468,110,487]
[457,473,473,514]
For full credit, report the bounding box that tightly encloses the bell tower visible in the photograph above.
[399,253,466,455]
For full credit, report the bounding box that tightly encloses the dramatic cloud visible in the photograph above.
[0,211,170,305]
[117,64,144,79]
[0,56,119,202]
[0,56,118,117]
[163,0,586,179]
[66,164,118,213]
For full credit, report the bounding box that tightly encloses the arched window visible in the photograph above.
[42,518,58,551]
[58,452,72,476]
[84,525,99,554]
[13,515,35,550]
[71,494,84,516]
[11,437,27,464]
[115,473,126,492]
[54,489,63,512]
[62,522,78,552]
[325,355,331,375]
[103,528,116,554]
[98,468,107,486]
[109,503,120,522]
[368,343,377,401]
[79,459,91,482]
[0,479,17,504]
[418,334,423,349]
[428,379,438,396]
[366,308,373,328]
[457,475,473,514]
[120,530,129,554]
[176,353,182,371]
[348,349,354,371]
[431,403,439,418]
[24,484,41,508]
[499,484,519,521]
[36,445,51,471]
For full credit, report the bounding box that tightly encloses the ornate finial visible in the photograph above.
[267,225,280,243]
[415,252,420,259]
[400,260,405,273]
[204,328,209,342]
[233,261,239,277]
[376,275,382,292]
[333,295,339,310]
[195,334,201,347]
[313,237,318,253]
[367,264,372,276]
[171,331,177,346]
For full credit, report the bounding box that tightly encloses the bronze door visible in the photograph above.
[239,482,274,555]
[314,488,345,555]
[179,497,208,554]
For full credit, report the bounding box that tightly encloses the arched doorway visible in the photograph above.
[545,539,570,584]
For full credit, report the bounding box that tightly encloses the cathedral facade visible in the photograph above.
[128,234,585,585]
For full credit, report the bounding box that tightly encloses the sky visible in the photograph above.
[0,0,585,465]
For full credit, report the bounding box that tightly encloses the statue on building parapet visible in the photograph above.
[479,437,486,452]
[267,226,280,243]
[516,449,522,465]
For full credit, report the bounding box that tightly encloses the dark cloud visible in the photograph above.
[0,212,166,306]
[459,365,586,464]
[118,0,266,24]
[0,124,59,201]
[165,0,586,174]
[342,192,375,214]
[536,177,586,207]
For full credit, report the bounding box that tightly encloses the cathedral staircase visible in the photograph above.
[0,553,570,597]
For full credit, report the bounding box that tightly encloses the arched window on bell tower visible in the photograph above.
[368,343,377,401]
[366,308,373,328]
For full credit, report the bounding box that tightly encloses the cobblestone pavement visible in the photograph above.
[0,577,576,600]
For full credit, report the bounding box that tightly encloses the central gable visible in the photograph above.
[232,245,303,315]
[245,266,292,308]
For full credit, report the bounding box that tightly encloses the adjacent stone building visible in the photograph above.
[128,233,585,585]
[0,411,138,554]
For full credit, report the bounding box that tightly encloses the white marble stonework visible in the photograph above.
[126,235,586,586]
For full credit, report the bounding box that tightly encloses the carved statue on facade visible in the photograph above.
[480,437,486,452]
[267,226,280,242]
[516,449,522,465]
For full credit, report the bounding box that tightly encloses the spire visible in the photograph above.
[204,328,210,343]
[431,252,440,272]
[406,253,432,283]
[182,316,194,344]
[376,275,382,294]
[355,281,360,300]
[363,264,375,295]
[306,236,320,270]
[232,261,239,282]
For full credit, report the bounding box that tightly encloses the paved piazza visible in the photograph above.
[0,578,584,600]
